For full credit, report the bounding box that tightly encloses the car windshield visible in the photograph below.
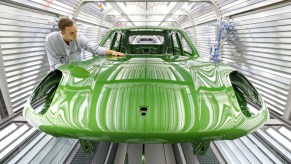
[102,28,195,56]
[129,35,164,45]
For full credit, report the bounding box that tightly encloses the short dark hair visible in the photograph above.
[58,17,75,31]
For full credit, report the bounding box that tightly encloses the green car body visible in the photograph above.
[23,26,269,146]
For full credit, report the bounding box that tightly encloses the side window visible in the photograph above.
[103,32,115,49]
[178,33,193,55]
[166,34,173,54]
[172,33,179,48]
[171,33,182,55]
[113,32,122,51]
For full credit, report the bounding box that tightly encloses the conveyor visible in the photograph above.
[1,114,291,164]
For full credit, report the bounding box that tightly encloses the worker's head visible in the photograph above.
[58,17,77,41]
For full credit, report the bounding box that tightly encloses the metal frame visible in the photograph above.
[158,2,185,26]
[206,0,221,18]
[283,82,291,121]
[265,119,284,126]
[98,8,116,42]
[0,41,14,116]
[73,0,221,43]
[179,7,196,44]
[64,143,81,164]
[73,0,221,22]
[73,0,90,19]
[110,2,136,26]
[115,20,178,22]
[73,1,135,26]
[210,142,227,164]
[114,17,180,27]
[0,88,8,120]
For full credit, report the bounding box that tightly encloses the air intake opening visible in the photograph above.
[30,70,62,114]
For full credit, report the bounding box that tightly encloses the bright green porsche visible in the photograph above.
[23,26,269,154]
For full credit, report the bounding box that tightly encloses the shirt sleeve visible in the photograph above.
[45,35,62,70]
[78,34,106,56]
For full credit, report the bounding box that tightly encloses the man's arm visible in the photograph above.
[79,34,125,56]
[45,35,62,70]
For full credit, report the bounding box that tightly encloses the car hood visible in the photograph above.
[23,55,268,142]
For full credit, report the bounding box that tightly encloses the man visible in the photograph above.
[45,17,125,70]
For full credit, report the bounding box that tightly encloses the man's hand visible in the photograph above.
[112,51,125,56]
[105,49,125,56]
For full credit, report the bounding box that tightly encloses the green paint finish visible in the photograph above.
[23,27,269,143]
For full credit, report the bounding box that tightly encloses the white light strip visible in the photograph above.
[214,141,240,164]
[278,127,291,141]
[0,124,29,151]
[6,132,45,164]
[248,134,283,164]
[257,129,291,160]
[0,123,18,140]
[266,128,291,151]
[0,128,36,160]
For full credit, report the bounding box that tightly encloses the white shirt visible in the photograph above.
[45,32,106,70]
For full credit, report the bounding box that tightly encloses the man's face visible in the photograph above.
[61,25,77,41]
